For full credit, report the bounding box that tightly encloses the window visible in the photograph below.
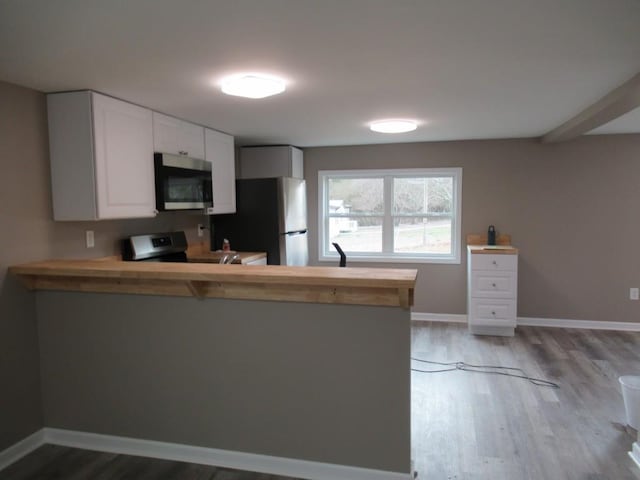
[318,168,462,263]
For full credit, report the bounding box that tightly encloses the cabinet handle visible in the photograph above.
[491,311,496,316]
[492,260,497,265]
[492,283,497,288]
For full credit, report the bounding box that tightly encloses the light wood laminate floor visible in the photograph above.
[412,323,640,480]
[2,324,639,479]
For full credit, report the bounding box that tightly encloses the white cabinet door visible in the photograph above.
[290,146,304,179]
[92,94,155,219]
[469,298,517,325]
[205,128,236,214]
[153,112,205,159]
[471,254,518,271]
[47,91,156,221]
[469,271,517,298]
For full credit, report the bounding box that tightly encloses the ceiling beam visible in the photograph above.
[541,71,640,143]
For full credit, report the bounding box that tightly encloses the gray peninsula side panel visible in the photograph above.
[36,292,410,474]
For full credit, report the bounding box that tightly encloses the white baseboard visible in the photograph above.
[411,312,640,332]
[516,316,640,331]
[0,430,45,472]
[411,312,467,323]
[0,428,408,480]
[630,441,640,471]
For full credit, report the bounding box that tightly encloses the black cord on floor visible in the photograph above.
[411,357,559,388]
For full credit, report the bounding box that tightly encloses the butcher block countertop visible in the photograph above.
[9,259,417,309]
[466,233,518,255]
[467,245,519,255]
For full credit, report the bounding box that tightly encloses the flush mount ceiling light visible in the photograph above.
[369,119,418,133]
[220,73,286,99]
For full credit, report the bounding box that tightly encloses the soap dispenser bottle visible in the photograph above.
[487,225,496,246]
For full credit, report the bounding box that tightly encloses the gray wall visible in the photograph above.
[0,80,48,450]
[37,292,411,474]
[304,137,640,323]
[0,80,204,449]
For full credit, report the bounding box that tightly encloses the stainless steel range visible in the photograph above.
[121,231,188,262]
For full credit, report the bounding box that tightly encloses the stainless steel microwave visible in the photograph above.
[154,153,213,211]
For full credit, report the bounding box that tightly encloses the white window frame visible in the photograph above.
[318,168,462,264]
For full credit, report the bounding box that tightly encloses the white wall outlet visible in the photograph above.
[197,224,205,237]
[85,230,95,248]
[630,288,639,301]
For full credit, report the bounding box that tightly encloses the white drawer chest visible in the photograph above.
[467,245,518,336]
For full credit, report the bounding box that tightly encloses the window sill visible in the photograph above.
[319,254,461,265]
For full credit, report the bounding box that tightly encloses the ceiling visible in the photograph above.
[1,0,639,147]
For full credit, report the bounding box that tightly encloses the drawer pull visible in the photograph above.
[492,283,497,288]
[492,260,497,265]
[491,311,496,316]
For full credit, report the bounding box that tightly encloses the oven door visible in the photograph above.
[154,153,213,211]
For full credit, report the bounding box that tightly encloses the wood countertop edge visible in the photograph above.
[467,245,519,255]
[9,260,418,289]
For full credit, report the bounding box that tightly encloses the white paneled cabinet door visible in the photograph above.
[152,112,205,159]
[92,94,155,219]
[205,128,236,214]
[47,91,156,220]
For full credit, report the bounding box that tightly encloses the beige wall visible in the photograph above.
[0,80,47,450]
[305,136,640,323]
[37,293,410,473]
[0,80,204,449]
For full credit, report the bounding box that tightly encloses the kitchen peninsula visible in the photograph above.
[10,260,416,308]
[9,260,417,479]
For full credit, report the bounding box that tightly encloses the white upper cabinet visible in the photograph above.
[47,91,156,220]
[205,128,236,214]
[152,112,205,159]
[239,146,303,179]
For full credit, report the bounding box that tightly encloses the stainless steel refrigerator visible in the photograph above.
[211,177,308,265]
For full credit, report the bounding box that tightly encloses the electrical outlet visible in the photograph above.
[85,230,95,248]
[630,288,639,301]
[197,224,204,237]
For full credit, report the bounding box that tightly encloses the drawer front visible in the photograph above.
[470,253,517,271]
[469,298,516,322]
[470,271,516,298]
[245,257,267,265]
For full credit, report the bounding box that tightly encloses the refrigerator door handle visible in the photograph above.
[281,229,308,266]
